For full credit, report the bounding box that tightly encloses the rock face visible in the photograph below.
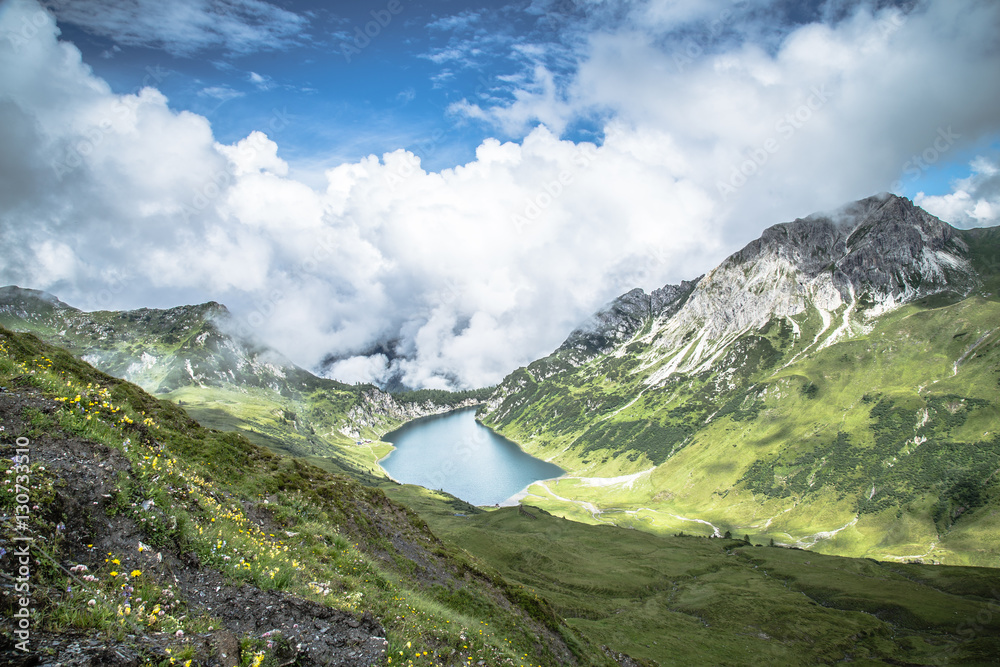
[723,193,974,310]
[340,387,482,439]
[558,280,699,364]
[633,194,977,382]
[485,193,983,406]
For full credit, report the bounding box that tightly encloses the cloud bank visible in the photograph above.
[1,0,999,389]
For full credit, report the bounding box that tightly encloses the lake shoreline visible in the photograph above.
[378,406,564,506]
[497,473,568,507]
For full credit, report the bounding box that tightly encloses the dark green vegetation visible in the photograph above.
[0,326,612,666]
[394,387,494,406]
[426,505,1000,666]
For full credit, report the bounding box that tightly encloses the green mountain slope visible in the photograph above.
[0,286,488,479]
[7,324,1000,666]
[479,195,1000,565]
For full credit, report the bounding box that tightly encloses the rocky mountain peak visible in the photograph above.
[0,284,77,314]
[708,193,974,305]
[627,194,982,383]
[552,193,974,378]
[558,280,699,361]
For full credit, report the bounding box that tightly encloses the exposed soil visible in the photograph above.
[0,386,388,666]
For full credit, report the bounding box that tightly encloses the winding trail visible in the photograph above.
[531,480,612,523]
[791,516,858,548]
[569,467,655,490]
[880,541,940,563]
[621,506,722,537]
[666,512,722,537]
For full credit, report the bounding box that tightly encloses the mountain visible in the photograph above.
[556,281,699,368]
[479,194,1000,566]
[0,286,485,477]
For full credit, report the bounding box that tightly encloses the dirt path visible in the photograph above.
[530,481,612,524]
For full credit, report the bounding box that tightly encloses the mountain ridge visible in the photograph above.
[0,285,486,478]
[4,193,999,565]
[636,194,978,382]
[478,193,1000,565]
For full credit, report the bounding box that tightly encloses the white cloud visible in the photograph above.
[916,156,1000,228]
[327,354,393,386]
[427,10,483,32]
[453,65,576,136]
[2,0,1000,391]
[198,85,244,101]
[0,0,722,389]
[470,0,1000,239]
[247,71,274,90]
[216,131,288,176]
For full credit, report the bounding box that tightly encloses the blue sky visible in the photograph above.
[2,0,1000,389]
[51,0,597,173]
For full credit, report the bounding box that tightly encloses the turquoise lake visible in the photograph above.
[379,407,564,506]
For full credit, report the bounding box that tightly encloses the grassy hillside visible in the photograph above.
[480,258,1000,565]
[0,286,490,481]
[426,505,1000,666]
[0,326,610,666]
